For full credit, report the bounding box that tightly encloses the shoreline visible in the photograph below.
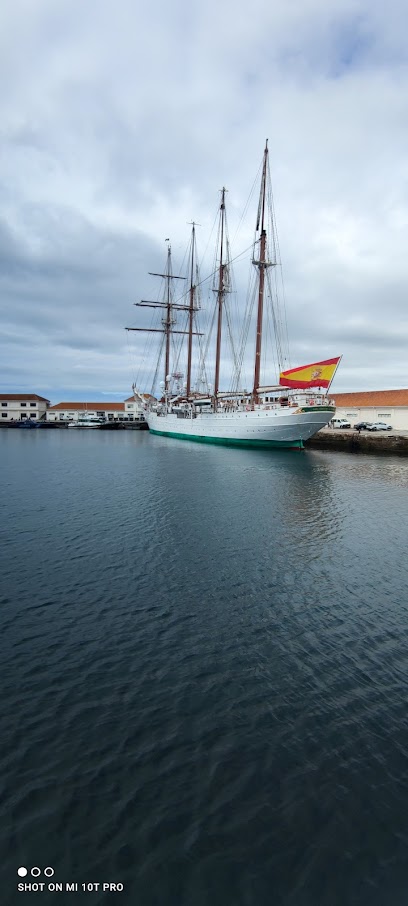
[2,422,408,454]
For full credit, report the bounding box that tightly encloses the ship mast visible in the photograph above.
[126,242,202,397]
[214,188,227,399]
[252,140,270,402]
[186,223,197,398]
[163,242,174,390]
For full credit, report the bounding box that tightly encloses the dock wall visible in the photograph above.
[305,429,408,455]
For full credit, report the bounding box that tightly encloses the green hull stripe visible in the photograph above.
[149,428,304,450]
[301,406,334,412]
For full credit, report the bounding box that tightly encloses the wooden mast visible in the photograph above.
[126,243,203,396]
[252,141,269,402]
[186,224,196,398]
[214,188,226,399]
[147,242,186,393]
[163,242,173,391]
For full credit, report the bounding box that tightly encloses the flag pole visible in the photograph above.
[327,355,342,392]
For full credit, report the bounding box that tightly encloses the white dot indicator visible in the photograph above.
[17,867,27,877]
[31,867,41,877]
[44,867,54,878]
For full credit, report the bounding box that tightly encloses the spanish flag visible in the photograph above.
[279,356,341,389]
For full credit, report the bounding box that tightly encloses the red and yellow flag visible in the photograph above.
[279,356,341,389]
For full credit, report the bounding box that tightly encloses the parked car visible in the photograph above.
[354,421,371,431]
[366,421,393,431]
[330,418,351,429]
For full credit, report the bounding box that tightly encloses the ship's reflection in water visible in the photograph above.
[1,432,408,905]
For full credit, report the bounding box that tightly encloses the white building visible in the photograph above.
[46,396,151,423]
[332,390,408,431]
[0,393,50,421]
[123,395,155,419]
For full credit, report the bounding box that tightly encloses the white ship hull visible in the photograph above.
[146,405,333,449]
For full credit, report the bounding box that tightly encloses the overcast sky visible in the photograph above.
[1,0,407,401]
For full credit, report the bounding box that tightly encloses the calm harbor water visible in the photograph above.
[1,429,408,905]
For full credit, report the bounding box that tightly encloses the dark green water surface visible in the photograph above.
[1,430,408,905]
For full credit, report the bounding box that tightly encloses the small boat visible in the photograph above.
[121,418,149,430]
[98,420,125,430]
[17,420,41,428]
[67,417,106,428]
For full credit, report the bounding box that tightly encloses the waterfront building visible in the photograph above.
[123,395,156,418]
[47,402,129,422]
[46,396,152,423]
[332,390,408,430]
[0,393,50,421]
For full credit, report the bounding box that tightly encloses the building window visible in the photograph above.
[126,404,133,409]
[1,413,7,418]
[20,402,27,407]
[1,402,7,407]
[378,413,391,417]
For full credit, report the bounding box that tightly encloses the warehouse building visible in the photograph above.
[46,395,153,423]
[332,390,408,431]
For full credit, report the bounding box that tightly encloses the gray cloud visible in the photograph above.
[1,0,408,399]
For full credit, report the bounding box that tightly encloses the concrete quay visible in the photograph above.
[305,428,408,455]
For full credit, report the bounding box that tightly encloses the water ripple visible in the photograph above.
[1,434,408,904]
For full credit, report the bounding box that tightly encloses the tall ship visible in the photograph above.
[127,142,340,450]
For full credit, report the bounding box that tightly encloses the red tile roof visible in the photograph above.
[124,394,155,401]
[49,402,125,411]
[333,390,408,407]
[0,393,50,402]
